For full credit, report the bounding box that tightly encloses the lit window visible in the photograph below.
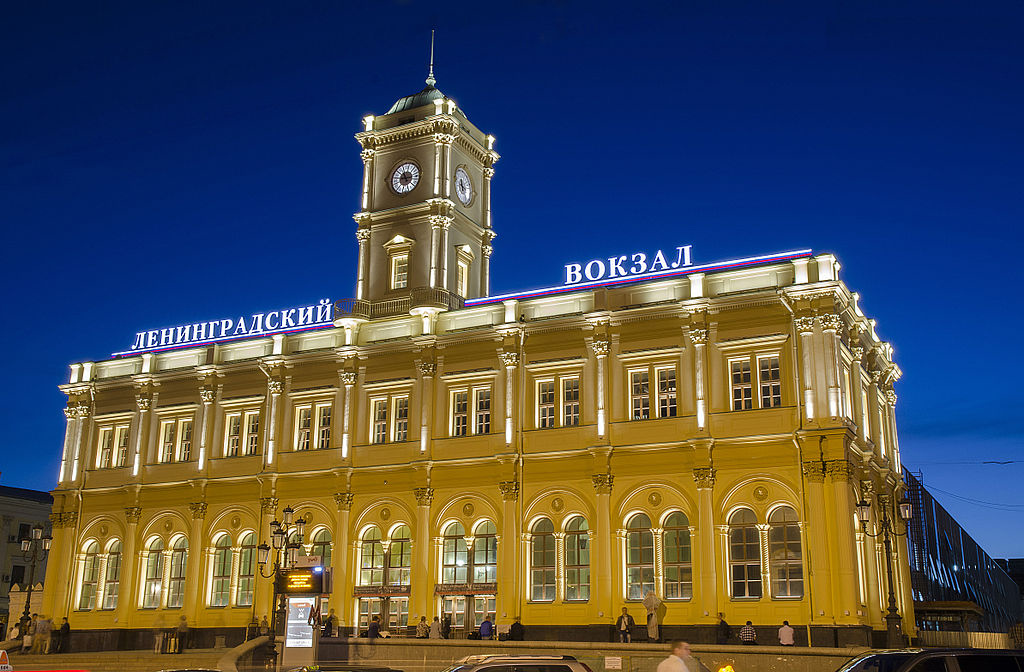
[226,415,242,456]
[210,535,232,607]
[562,377,580,426]
[98,429,115,470]
[391,254,409,290]
[294,403,333,451]
[78,541,100,610]
[769,506,803,598]
[311,528,332,567]
[474,388,491,434]
[393,397,409,441]
[236,532,256,607]
[663,512,692,600]
[758,356,782,408]
[142,538,164,609]
[530,518,555,602]
[657,367,677,418]
[387,525,412,586]
[537,381,555,428]
[630,365,677,420]
[441,522,467,584]
[161,422,176,463]
[630,370,650,420]
[244,412,260,455]
[472,520,498,583]
[296,407,312,450]
[565,516,590,601]
[369,395,408,444]
[114,425,130,467]
[102,540,121,610]
[729,508,762,598]
[731,359,753,410]
[457,260,468,297]
[535,375,581,429]
[167,537,188,608]
[451,391,468,436]
[626,513,654,600]
[359,527,384,586]
[317,405,332,449]
[225,411,260,457]
[371,399,387,444]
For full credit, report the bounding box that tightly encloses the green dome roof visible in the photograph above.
[386,84,446,115]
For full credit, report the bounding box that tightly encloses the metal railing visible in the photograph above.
[334,288,465,322]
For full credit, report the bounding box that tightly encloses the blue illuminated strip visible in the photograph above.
[465,249,813,306]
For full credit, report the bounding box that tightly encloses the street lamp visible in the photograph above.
[257,507,307,667]
[19,524,53,632]
[857,493,913,648]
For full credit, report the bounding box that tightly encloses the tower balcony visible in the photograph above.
[334,288,464,325]
[410,286,464,311]
[333,298,370,323]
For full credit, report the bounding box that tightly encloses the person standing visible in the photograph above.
[509,616,525,641]
[176,616,190,653]
[616,607,635,643]
[428,616,442,639]
[739,621,757,645]
[655,641,692,672]
[441,613,451,640]
[716,614,731,645]
[7,621,19,642]
[56,618,70,653]
[323,609,336,638]
[367,615,381,639]
[416,616,430,638]
[778,621,795,646]
[643,591,662,643]
[34,616,52,654]
[479,615,494,640]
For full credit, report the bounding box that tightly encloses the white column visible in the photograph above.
[340,372,356,458]
[795,316,816,421]
[591,339,609,437]
[500,352,518,445]
[689,329,708,430]
[198,388,216,470]
[359,148,374,211]
[819,314,843,418]
[355,229,371,300]
[418,362,436,454]
[58,405,78,483]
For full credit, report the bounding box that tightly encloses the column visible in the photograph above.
[439,219,451,291]
[339,372,356,458]
[256,497,278,623]
[756,523,772,598]
[429,218,441,288]
[859,480,881,625]
[198,388,216,471]
[132,393,153,477]
[819,314,844,419]
[184,502,207,614]
[592,474,614,621]
[417,363,436,455]
[693,468,717,620]
[500,352,518,445]
[591,339,609,438]
[497,481,520,626]
[480,230,495,298]
[850,347,866,442]
[825,460,859,623]
[867,372,884,457]
[57,405,78,484]
[355,228,371,301]
[359,148,374,211]
[795,317,817,422]
[330,493,353,626]
[801,460,832,621]
[884,390,901,473]
[689,329,708,430]
[265,378,283,465]
[40,513,68,618]
[411,488,433,621]
[69,402,90,483]
[117,507,142,623]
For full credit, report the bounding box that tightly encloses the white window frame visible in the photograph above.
[158,416,194,463]
[391,396,409,442]
[473,387,491,434]
[367,392,411,444]
[729,357,753,411]
[655,366,677,418]
[757,354,782,409]
[534,374,581,429]
[390,253,409,290]
[536,379,556,428]
[224,408,261,457]
[628,363,678,420]
[450,389,469,437]
[561,376,580,426]
[449,385,493,436]
[294,401,333,451]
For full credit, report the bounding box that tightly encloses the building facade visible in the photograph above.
[43,76,912,646]
[1,484,54,631]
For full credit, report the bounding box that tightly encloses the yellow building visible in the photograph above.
[43,74,912,648]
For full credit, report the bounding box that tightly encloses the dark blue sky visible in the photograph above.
[2,1,1021,555]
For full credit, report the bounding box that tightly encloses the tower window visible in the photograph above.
[391,254,409,290]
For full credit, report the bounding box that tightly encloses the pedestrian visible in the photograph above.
[7,621,19,642]
[152,616,165,653]
[259,616,269,636]
[479,615,494,640]
[176,615,189,653]
[367,615,381,639]
[440,613,451,640]
[35,615,52,654]
[416,615,430,638]
[778,620,794,646]
[656,641,692,672]
[643,591,662,643]
[739,621,756,645]
[21,615,36,653]
[323,609,336,638]
[428,616,442,639]
[616,607,635,643]
[509,616,525,641]
[57,618,70,653]
[716,614,730,645]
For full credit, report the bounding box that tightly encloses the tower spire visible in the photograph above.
[426,29,436,87]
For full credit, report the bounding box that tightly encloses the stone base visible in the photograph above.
[56,626,248,653]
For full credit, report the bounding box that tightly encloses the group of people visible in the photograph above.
[718,615,796,646]
[357,613,525,641]
[616,609,797,647]
[616,591,665,643]
[151,615,191,654]
[7,614,71,654]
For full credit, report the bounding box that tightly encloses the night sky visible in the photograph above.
[2,1,1022,556]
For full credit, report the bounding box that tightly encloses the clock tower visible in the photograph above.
[346,68,499,326]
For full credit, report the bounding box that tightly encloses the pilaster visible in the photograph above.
[330,492,353,622]
[592,474,614,621]
[801,458,832,621]
[825,459,859,623]
[411,487,433,622]
[693,467,717,620]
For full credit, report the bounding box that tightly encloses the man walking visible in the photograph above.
[778,621,795,646]
[739,621,757,645]
[716,614,730,645]
[616,607,635,643]
[656,641,692,672]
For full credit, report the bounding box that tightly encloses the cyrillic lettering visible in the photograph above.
[298,306,313,325]
[194,322,209,341]
[650,249,669,272]
[565,263,582,284]
[316,299,331,322]
[146,331,158,348]
[584,260,606,281]
[265,311,280,330]
[219,319,233,337]
[175,325,191,343]
[281,309,296,328]
[607,255,627,278]
[233,317,248,335]
[131,333,146,350]
[250,314,265,334]
[630,253,648,274]
[672,245,692,268]
[159,328,174,346]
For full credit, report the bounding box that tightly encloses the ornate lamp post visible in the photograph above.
[19,524,53,631]
[256,505,306,667]
[857,493,913,648]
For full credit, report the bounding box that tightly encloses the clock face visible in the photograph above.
[454,167,473,205]
[391,162,420,194]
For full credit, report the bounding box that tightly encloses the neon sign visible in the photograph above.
[564,245,693,285]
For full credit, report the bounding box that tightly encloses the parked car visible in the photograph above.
[441,655,596,672]
[836,648,1024,672]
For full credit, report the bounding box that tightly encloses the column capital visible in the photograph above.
[483,167,496,179]
[819,313,843,332]
[481,244,493,258]
[199,388,216,404]
[692,467,716,489]
[355,227,371,242]
[499,352,519,368]
[134,394,152,412]
[794,316,816,334]
[414,487,435,507]
[417,362,437,377]
[885,390,898,407]
[688,328,708,345]
[188,502,208,520]
[590,338,610,357]
[339,371,357,386]
[360,148,375,162]
[499,481,520,502]
[851,346,865,361]
[267,379,284,396]
[333,492,354,512]
[825,459,854,482]
[802,460,825,483]
[592,473,614,494]
[124,506,142,524]
[260,497,279,514]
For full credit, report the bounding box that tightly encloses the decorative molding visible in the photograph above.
[267,380,284,396]
[48,513,64,528]
[62,511,79,527]
[135,395,152,412]
[825,459,854,481]
[688,329,708,345]
[801,461,825,483]
[483,167,495,179]
[414,487,434,507]
[551,497,565,513]
[481,244,493,258]
[339,372,357,386]
[433,133,456,146]
[692,467,716,489]
[360,148,375,162]
[647,491,662,507]
[417,362,437,377]
[334,492,354,512]
[462,502,475,517]
[428,214,453,230]
[818,313,843,332]
[355,228,371,243]
[794,316,816,334]
[260,497,279,514]
[199,388,216,404]
[592,474,614,494]
[499,352,519,368]
[861,480,875,497]
[753,485,769,502]
[499,481,520,502]
[124,507,142,524]
[188,502,208,520]
[885,390,897,407]
[590,339,610,357]
[851,346,865,361]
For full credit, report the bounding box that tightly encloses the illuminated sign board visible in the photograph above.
[564,245,693,285]
[276,567,326,595]
[114,298,334,357]
[285,596,316,648]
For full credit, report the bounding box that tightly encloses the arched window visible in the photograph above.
[237,532,256,606]
[729,508,762,598]
[359,527,384,586]
[473,520,497,583]
[211,535,232,607]
[626,513,654,600]
[78,541,100,610]
[312,528,332,567]
[142,538,164,609]
[530,518,555,601]
[102,540,122,610]
[167,537,188,608]
[769,506,803,598]
[663,512,692,600]
[565,516,590,601]
[387,525,412,586]
[442,522,467,584]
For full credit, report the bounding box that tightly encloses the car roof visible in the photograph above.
[458,656,578,664]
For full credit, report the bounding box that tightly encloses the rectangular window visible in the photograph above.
[860,389,870,440]
[316,405,332,449]
[391,254,409,290]
[161,422,176,463]
[296,407,312,451]
[296,403,332,450]
[758,356,782,408]
[392,396,409,442]
[842,366,853,420]
[730,359,753,410]
[457,260,468,297]
[451,391,468,436]
[372,399,388,444]
[244,412,260,455]
[562,377,580,426]
[98,428,114,469]
[537,381,555,428]
[657,367,677,418]
[226,414,242,457]
[178,420,192,461]
[474,388,491,434]
[115,425,130,467]
[630,370,650,420]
